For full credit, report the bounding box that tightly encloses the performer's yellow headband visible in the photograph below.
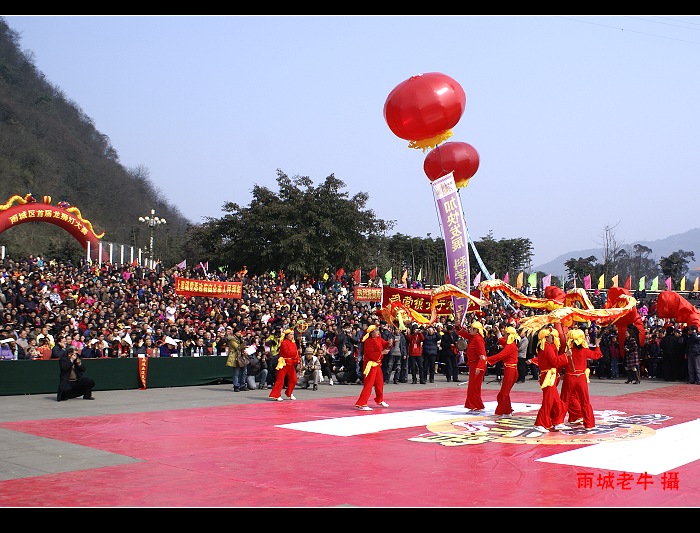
[504,326,521,345]
[362,324,378,343]
[567,328,588,349]
[537,327,560,351]
[470,321,485,337]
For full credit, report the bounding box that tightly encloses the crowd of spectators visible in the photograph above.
[0,254,695,386]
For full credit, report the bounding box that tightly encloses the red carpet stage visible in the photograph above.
[0,385,697,507]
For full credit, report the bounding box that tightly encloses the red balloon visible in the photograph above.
[384,72,466,150]
[423,141,480,189]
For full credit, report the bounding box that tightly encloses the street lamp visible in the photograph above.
[138,209,166,260]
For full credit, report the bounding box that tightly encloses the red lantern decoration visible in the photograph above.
[384,72,466,151]
[423,141,480,189]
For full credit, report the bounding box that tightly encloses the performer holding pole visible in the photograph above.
[559,328,603,430]
[269,328,301,401]
[455,320,488,412]
[485,325,520,418]
[532,327,570,432]
[355,324,392,411]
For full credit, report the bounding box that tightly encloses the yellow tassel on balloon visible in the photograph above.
[408,130,454,152]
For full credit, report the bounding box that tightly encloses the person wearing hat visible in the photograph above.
[455,320,488,412]
[299,346,322,390]
[159,336,181,357]
[486,325,521,418]
[80,337,100,359]
[57,344,96,402]
[0,336,16,360]
[532,327,571,433]
[35,334,53,360]
[269,328,301,401]
[559,327,603,431]
[354,323,393,411]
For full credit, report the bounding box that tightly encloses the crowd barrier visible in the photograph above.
[0,356,233,396]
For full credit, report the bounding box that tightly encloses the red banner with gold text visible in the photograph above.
[174,278,242,299]
[381,286,453,316]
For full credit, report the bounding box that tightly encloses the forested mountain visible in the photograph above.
[0,18,190,265]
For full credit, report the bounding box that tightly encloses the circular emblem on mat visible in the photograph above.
[409,412,665,446]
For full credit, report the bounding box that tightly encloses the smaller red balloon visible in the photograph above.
[423,141,480,189]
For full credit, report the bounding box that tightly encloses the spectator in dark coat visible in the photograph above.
[57,345,95,401]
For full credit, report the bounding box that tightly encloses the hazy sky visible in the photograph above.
[4,15,700,268]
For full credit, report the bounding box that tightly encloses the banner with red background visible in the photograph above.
[353,286,382,302]
[174,278,242,299]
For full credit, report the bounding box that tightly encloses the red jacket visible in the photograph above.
[407,332,424,357]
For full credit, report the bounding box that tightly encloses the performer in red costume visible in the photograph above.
[532,327,570,432]
[559,328,603,430]
[355,324,393,411]
[269,328,301,401]
[456,320,488,411]
[486,325,520,417]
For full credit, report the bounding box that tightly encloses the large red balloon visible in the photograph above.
[423,141,480,189]
[384,72,466,150]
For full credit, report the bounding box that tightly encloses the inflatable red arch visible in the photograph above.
[0,194,109,262]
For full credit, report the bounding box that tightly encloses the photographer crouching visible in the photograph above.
[57,345,96,402]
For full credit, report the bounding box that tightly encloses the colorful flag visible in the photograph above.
[401,270,408,284]
[336,267,345,281]
[527,272,537,289]
[611,275,619,287]
[624,276,631,290]
[695,277,699,292]
[353,268,361,284]
[680,276,686,292]
[269,270,276,277]
[503,272,509,285]
[197,261,208,273]
[598,274,605,290]
[583,274,591,290]
[638,276,645,291]
[473,271,481,288]
[322,272,329,281]
[516,272,524,289]
[416,268,422,282]
[369,267,378,280]
[650,276,658,291]
[542,274,551,288]
[665,276,672,291]
[384,268,393,284]
[176,259,187,269]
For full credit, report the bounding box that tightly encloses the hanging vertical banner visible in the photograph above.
[431,172,470,325]
[138,357,148,390]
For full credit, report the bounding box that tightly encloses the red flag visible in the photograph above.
[336,267,345,281]
[369,267,378,279]
[624,276,631,290]
[353,268,361,284]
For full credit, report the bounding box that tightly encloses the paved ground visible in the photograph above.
[0,372,678,424]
